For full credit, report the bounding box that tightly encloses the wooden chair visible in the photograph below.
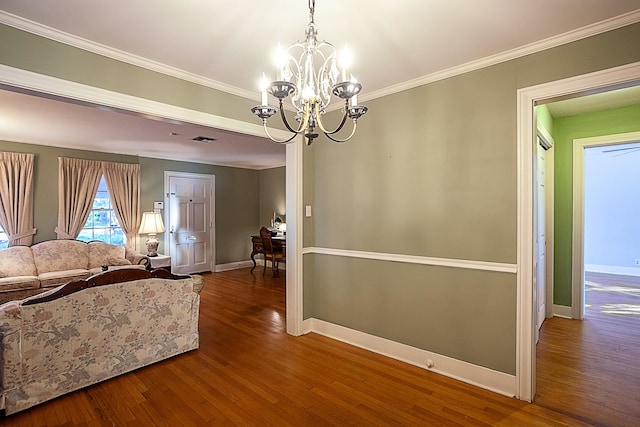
[259,226,285,277]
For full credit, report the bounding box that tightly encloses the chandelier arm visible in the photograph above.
[314,101,348,135]
[279,100,308,134]
[323,120,358,144]
[262,122,299,144]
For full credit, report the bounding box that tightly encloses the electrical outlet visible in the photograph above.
[635,259,640,266]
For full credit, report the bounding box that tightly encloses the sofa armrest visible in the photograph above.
[0,301,22,398]
[125,249,150,269]
[191,274,204,294]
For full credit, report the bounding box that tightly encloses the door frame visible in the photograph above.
[0,65,304,335]
[537,124,555,322]
[571,131,640,319]
[534,126,554,339]
[164,171,216,273]
[516,61,640,402]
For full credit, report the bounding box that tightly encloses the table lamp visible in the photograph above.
[139,212,165,257]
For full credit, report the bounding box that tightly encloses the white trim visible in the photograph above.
[0,64,291,157]
[0,11,258,102]
[535,123,556,321]
[585,264,640,277]
[572,131,640,319]
[2,10,639,107]
[516,61,640,402]
[0,62,304,349]
[285,137,304,336]
[552,305,573,319]
[362,10,640,103]
[304,318,516,398]
[302,247,517,273]
[537,124,554,150]
[215,260,255,272]
[571,140,587,320]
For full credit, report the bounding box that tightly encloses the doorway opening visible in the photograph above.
[530,105,640,426]
[576,136,640,318]
[516,61,640,403]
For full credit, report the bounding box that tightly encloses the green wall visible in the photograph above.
[3,18,640,377]
[536,104,554,136]
[303,23,640,375]
[0,23,288,267]
[0,24,256,125]
[0,139,264,265]
[259,167,286,228]
[553,103,640,306]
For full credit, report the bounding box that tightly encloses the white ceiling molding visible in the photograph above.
[362,10,640,103]
[0,64,289,156]
[0,63,289,141]
[2,9,640,109]
[0,11,258,102]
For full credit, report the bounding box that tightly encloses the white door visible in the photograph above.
[535,137,548,334]
[167,174,213,274]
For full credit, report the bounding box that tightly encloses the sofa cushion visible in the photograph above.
[0,246,38,277]
[38,270,90,288]
[108,257,132,266]
[88,241,127,269]
[0,276,40,292]
[31,240,89,274]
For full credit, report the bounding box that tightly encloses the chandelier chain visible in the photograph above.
[309,0,315,24]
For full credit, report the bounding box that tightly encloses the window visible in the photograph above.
[77,176,125,245]
[0,225,8,249]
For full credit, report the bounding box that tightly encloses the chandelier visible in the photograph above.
[251,0,368,145]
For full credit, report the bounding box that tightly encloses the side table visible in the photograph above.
[149,254,171,272]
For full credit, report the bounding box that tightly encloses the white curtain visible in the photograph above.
[102,161,141,250]
[55,157,102,239]
[0,152,37,246]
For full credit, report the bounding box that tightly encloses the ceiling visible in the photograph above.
[1,1,640,168]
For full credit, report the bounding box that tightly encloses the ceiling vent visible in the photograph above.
[192,136,217,143]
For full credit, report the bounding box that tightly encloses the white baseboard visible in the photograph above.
[302,318,516,398]
[585,264,640,277]
[215,260,254,272]
[553,304,573,319]
[214,260,287,272]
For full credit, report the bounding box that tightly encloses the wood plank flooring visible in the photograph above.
[535,272,640,427]
[1,268,629,426]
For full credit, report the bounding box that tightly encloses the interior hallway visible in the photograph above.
[535,272,640,426]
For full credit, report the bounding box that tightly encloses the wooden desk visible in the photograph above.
[250,235,285,271]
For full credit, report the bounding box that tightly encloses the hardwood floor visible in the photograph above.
[1,268,621,426]
[535,272,640,427]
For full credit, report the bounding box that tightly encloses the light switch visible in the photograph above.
[305,205,312,217]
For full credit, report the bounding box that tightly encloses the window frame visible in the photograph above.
[77,175,126,245]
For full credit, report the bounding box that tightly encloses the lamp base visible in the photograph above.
[145,235,160,257]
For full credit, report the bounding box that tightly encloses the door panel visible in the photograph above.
[535,138,547,334]
[168,175,212,274]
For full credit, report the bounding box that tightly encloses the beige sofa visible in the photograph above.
[0,268,204,415]
[0,240,149,304]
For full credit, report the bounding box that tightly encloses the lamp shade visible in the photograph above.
[139,212,165,234]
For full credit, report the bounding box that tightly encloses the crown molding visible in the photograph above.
[2,9,640,107]
[361,9,640,103]
[0,11,258,101]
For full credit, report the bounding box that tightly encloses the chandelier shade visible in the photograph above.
[251,0,367,145]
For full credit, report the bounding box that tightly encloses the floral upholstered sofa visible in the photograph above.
[0,240,149,304]
[0,268,204,415]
